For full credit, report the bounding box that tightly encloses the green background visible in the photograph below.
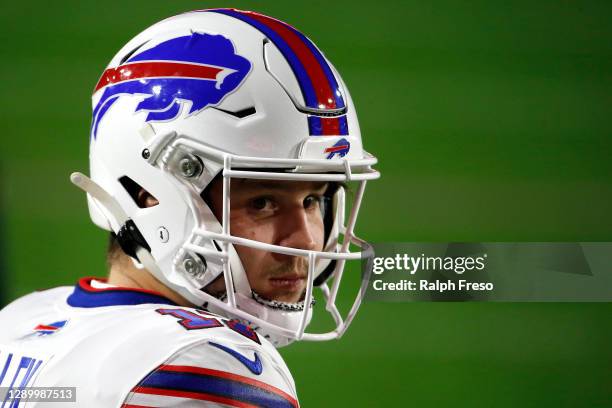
[2,1,612,406]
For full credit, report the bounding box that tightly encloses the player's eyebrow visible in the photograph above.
[236,179,328,192]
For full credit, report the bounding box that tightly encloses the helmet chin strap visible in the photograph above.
[251,291,312,311]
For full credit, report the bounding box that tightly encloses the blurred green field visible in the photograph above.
[1,1,612,406]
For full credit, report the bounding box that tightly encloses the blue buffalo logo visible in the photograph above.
[91,33,252,139]
[324,138,351,159]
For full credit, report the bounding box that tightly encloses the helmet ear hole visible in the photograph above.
[118,176,159,208]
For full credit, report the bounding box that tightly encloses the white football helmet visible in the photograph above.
[72,8,379,347]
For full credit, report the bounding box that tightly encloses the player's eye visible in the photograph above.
[303,195,323,210]
[250,196,276,211]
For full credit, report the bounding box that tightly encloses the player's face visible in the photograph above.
[207,179,327,303]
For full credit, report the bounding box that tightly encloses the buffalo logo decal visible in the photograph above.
[324,138,351,159]
[91,33,252,139]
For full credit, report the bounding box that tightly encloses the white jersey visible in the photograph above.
[0,278,299,408]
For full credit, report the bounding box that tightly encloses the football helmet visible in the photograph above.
[72,9,379,347]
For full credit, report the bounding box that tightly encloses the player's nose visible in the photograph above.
[273,207,319,260]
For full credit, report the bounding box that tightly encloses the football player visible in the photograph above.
[0,9,379,407]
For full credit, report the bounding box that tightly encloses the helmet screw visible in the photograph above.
[179,157,201,178]
[183,258,201,275]
[142,149,151,160]
[157,227,169,243]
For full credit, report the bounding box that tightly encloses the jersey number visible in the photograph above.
[155,308,260,344]
[156,309,223,330]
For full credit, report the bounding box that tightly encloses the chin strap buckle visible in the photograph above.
[117,220,151,260]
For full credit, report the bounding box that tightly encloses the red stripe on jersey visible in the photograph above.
[158,365,298,407]
[133,386,259,408]
[244,12,337,110]
[94,62,224,92]
[121,405,153,408]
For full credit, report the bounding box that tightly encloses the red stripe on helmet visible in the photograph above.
[94,61,224,92]
[320,117,340,135]
[240,11,337,110]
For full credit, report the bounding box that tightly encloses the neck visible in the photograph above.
[107,253,193,307]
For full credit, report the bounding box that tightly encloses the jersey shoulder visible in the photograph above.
[82,302,298,407]
[0,286,72,342]
[0,286,72,314]
[110,304,298,407]
[1,283,299,407]
[122,333,299,408]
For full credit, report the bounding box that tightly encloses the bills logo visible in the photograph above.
[91,33,252,139]
[31,320,68,337]
[324,138,351,159]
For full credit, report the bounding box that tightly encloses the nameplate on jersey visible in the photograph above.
[0,347,51,406]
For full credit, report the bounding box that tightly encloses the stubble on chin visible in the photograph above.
[259,256,310,302]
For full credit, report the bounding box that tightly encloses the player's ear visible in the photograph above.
[137,188,159,208]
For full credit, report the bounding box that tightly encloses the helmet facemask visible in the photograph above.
[132,129,377,346]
